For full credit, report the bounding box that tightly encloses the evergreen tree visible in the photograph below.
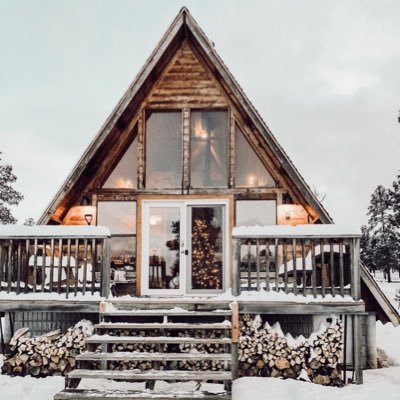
[0,153,23,224]
[360,225,375,274]
[366,185,399,282]
[23,217,36,226]
[390,172,400,227]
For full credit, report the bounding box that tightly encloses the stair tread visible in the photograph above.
[77,351,231,361]
[87,335,231,344]
[95,322,231,330]
[68,369,232,381]
[103,310,231,316]
[55,389,231,400]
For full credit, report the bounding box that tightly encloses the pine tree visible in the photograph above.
[390,172,400,227]
[366,185,399,282]
[360,225,375,274]
[0,153,23,224]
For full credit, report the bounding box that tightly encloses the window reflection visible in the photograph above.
[236,200,276,227]
[146,112,182,189]
[190,111,228,188]
[235,124,275,188]
[97,202,136,235]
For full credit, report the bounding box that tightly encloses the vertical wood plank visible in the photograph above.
[321,239,325,298]
[82,239,88,295]
[232,239,241,296]
[228,111,235,188]
[311,240,317,297]
[0,242,4,292]
[351,238,361,301]
[182,107,190,191]
[33,239,38,292]
[339,239,344,297]
[66,239,71,298]
[49,239,55,292]
[16,241,22,295]
[353,315,363,384]
[292,238,297,296]
[330,239,335,297]
[265,239,270,292]
[7,239,13,293]
[74,238,79,296]
[231,302,240,343]
[255,239,260,291]
[302,239,306,297]
[41,239,46,292]
[91,239,96,294]
[274,239,279,291]
[247,240,251,290]
[101,238,111,298]
[283,239,288,294]
[24,239,30,293]
[57,239,63,294]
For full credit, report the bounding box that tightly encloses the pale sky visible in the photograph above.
[1,0,399,226]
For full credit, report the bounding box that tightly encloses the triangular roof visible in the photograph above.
[38,7,332,224]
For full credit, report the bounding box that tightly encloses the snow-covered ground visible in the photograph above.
[1,272,400,400]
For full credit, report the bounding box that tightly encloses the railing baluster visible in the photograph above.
[255,239,260,291]
[274,238,279,291]
[74,238,79,296]
[292,238,297,296]
[16,241,22,295]
[283,239,288,294]
[57,239,63,294]
[49,238,55,292]
[302,239,306,296]
[82,239,88,295]
[91,239,96,294]
[0,241,4,292]
[265,239,270,292]
[311,240,316,298]
[320,239,325,298]
[7,239,13,293]
[41,239,46,292]
[33,239,38,293]
[24,239,30,293]
[66,239,71,298]
[339,238,344,297]
[330,239,335,297]
[247,240,251,291]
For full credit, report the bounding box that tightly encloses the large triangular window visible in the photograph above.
[235,124,275,187]
[103,128,138,189]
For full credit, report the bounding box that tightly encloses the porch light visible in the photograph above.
[62,206,97,225]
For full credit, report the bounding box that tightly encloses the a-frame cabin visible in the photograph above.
[0,8,399,397]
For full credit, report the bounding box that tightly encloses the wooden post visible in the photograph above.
[353,314,363,384]
[232,239,240,296]
[351,238,361,301]
[366,314,377,369]
[231,302,239,381]
[101,237,111,298]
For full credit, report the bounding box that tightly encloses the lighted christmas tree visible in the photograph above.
[191,210,222,290]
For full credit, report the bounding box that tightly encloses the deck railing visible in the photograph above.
[232,226,361,299]
[0,226,111,298]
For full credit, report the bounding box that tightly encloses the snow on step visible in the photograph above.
[86,335,231,345]
[94,322,232,330]
[54,389,231,400]
[67,369,232,381]
[102,309,231,317]
[77,351,231,362]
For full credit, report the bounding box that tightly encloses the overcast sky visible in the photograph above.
[1,0,399,227]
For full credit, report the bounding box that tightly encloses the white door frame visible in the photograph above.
[141,199,229,296]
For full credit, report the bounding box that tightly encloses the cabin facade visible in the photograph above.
[0,8,399,397]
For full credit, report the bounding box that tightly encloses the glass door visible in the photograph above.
[142,203,186,295]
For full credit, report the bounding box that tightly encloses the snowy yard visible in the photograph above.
[1,273,400,400]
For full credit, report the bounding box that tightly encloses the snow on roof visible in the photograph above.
[233,224,361,238]
[0,225,111,238]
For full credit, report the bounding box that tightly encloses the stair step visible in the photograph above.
[103,310,231,317]
[87,335,231,345]
[77,351,231,362]
[95,322,231,330]
[67,369,232,381]
[55,389,231,400]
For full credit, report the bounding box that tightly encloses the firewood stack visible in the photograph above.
[238,314,344,386]
[1,320,93,377]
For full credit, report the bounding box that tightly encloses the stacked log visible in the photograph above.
[1,320,93,377]
[238,314,344,386]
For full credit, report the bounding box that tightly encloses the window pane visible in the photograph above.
[146,112,182,188]
[110,237,136,270]
[235,125,275,187]
[236,200,276,226]
[191,206,223,290]
[97,201,136,234]
[191,111,228,188]
[103,131,138,189]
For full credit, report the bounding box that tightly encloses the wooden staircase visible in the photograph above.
[54,299,236,400]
